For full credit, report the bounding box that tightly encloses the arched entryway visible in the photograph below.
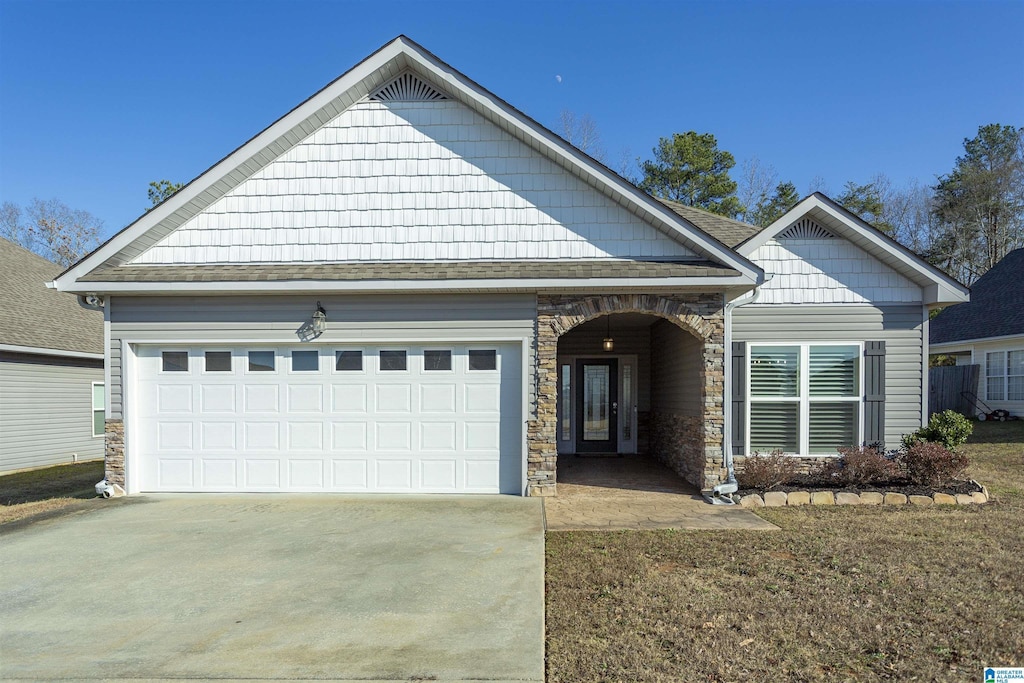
[528,294,726,496]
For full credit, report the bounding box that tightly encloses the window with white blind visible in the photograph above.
[986,350,1024,401]
[749,344,861,455]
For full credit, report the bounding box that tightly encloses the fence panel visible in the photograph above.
[928,364,980,417]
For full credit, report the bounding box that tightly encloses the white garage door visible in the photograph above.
[134,344,522,493]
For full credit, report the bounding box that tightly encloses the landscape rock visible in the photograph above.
[883,493,908,505]
[763,491,788,507]
[933,493,957,505]
[955,494,975,505]
[971,491,988,504]
[835,492,861,505]
[786,491,810,506]
[810,491,835,505]
[909,495,933,507]
[739,494,765,508]
[859,492,884,505]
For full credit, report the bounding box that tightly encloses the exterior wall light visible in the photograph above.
[312,302,327,335]
[603,316,614,352]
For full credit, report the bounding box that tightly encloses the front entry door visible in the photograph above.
[575,358,618,453]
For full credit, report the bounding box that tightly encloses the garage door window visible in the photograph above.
[248,351,276,372]
[204,351,232,372]
[291,350,319,372]
[162,351,188,372]
[335,350,363,371]
[468,350,497,371]
[380,350,407,371]
[424,350,452,371]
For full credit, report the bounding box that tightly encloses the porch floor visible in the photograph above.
[543,454,778,531]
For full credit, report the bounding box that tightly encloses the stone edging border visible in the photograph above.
[737,484,990,508]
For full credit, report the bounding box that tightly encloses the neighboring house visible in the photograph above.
[50,37,968,496]
[930,248,1024,415]
[1,238,105,474]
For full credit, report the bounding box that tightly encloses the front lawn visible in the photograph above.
[545,421,1024,682]
[0,460,104,526]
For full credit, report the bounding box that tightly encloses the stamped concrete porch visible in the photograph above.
[543,454,778,531]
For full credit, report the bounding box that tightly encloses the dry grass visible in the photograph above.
[545,421,1024,682]
[0,460,104,525]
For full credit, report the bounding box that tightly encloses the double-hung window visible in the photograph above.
[92,382,105,437]
[986,350,1024,401]
[749,344,861,455]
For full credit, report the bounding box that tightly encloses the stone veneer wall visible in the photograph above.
[648,412,705,487]
[104,419,125,488]
[532,293,725,496]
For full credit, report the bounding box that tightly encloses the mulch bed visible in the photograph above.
[736,476,983,499]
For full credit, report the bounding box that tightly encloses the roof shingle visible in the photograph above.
[930,248,1024,344]
[0,238,103,355]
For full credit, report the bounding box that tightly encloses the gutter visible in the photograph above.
[707,277,770,505]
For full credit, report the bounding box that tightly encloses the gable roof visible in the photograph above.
[737,192,969,306]
[930,248,1024,345]
[0,238,103,358]
[52,36,762,294]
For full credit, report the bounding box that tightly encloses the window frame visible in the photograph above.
[245,349,277,374]
[467,349,498,372]
[986,349,1024,401]
[91,381,105,438]
[746,342,864,456]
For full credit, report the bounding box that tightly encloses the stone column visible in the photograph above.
[104,419,125,488]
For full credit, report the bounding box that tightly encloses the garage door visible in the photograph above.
[134,344,522,493]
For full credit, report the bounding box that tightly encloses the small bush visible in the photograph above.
[737,450,798,490]
[828,445,902,486]
[901,410,974,450]
[902,441,970,487]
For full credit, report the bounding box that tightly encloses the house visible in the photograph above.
[50,36,968,496]
[930,248,1024,416]
[1,238,105,473]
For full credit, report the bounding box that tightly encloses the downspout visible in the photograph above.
[707,277,770,504]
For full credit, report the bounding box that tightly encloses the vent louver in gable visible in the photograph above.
[370,72,448,102]
[778,218,836,240]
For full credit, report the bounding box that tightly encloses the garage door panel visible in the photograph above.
[135,344,521,493]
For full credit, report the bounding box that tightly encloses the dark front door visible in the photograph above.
[575,358,617,453]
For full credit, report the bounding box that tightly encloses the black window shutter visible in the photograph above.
[732,341,747,456]
[863,341,886,446]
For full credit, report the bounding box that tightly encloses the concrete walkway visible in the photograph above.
[0,495,544,682]
[544,454,778,531]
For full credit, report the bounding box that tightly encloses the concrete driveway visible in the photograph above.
[0,495,544,682]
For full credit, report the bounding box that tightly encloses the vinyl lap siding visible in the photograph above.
[732,305,924,449]
[650,320,703,416]
[0,354,104,473]
[108,294,537,419]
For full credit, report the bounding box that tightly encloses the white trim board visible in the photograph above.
[0,343,104,361]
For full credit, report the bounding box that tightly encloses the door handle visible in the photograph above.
[612,401,618,415]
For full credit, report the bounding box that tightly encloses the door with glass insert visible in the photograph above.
[575,359,618,453]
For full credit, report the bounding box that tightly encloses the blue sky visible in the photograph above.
[1,0,1021,241]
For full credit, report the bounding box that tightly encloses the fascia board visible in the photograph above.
[738,194,969,302]
[931,334,1024,348]
[52,40,411,292]
[58,274,758,295]
[0,343,104,361]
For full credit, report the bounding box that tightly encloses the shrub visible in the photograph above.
[901,410,973,450]
[737,450,798,490]
[828,445,902,486]
[902,441,970,487]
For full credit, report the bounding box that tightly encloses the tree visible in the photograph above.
[747,181,800,227]
[837,180,896,235]
[148,179,184,208]
[558,110,606,163]
[736,157,779,222]
[0,198,103,266]
[930,124,1024,284]
[638,131,744,218]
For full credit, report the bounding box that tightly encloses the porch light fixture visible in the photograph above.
[603,316,614,352]
[312,302,327,336]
